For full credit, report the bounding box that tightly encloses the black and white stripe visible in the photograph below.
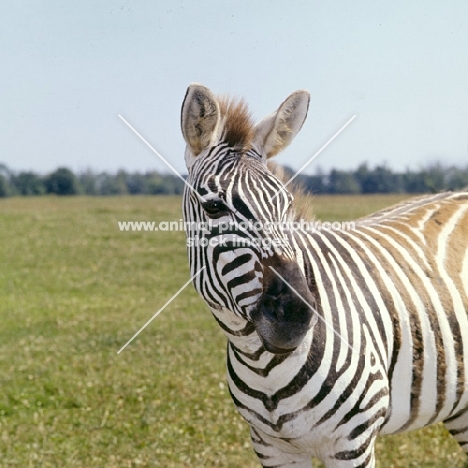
[180,83,468,467]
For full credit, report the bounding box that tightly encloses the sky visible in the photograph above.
[1,0,467,177]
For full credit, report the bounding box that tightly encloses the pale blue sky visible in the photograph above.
[1,1,467,176]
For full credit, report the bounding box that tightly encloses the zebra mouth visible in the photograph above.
[253,317,311,355]
[257,335,299,355]
[251,293,314,355]
[251,257,316,355]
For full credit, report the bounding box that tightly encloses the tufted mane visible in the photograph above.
[216,96,315,221]
[218,96,255,152]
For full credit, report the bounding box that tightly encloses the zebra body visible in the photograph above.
[181,83,468,467]
[229,192,468,466]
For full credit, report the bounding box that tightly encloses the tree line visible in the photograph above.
[0,163,467,197]
[290,163,468,194]
[0,165,185,197]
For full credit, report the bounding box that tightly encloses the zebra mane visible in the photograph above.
[218,96,255,152]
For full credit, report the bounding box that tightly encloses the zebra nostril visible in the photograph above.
[262,293,288,320]
[262,300,284,322]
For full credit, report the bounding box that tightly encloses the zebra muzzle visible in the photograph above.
[251,260,316,354]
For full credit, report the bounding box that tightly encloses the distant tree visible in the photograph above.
[422,163,447,193]
[162,175,185,195]
[300,174,326,194]
[0,163,15,196]
[403,169,428,193]
[0,175,9,197]
[328,170,361,194]
[44,167,80,195]
[146,172,181,194]
[354,163,370,192]
[298,167,327,194]
[0,163,13,180]
[126,173,148,194]
[354,164,402,193]
[13,172,45,195]
[446,165,468,191]
[78,170,98,195]
[100,171,128,195]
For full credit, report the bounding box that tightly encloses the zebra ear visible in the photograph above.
[181,83,220,156]
[254,90,310,159]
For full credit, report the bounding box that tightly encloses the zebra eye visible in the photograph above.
[202,199,228,218]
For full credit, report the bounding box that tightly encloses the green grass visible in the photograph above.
[0,195,466,467]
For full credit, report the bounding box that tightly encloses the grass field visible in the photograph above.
[0,194,466,467]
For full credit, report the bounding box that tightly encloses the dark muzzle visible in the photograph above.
[251,258,317,354]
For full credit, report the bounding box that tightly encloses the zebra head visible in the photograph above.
[181,84,317,354]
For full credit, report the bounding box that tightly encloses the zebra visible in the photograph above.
[180,83,468,467]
